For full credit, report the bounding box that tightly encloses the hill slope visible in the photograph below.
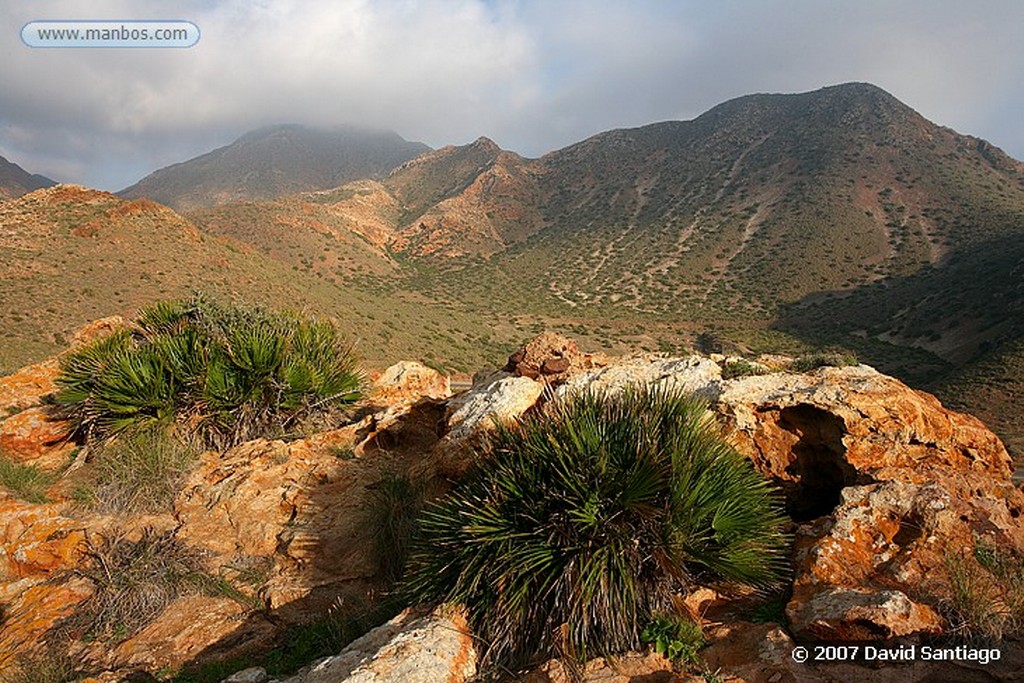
[508,82,1024,316]
[0,154,56,200]
[119,124,430,212]
[0,185,519,374]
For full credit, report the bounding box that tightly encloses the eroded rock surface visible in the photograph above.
[558,355,722,402]
[282,607,476,683]
[0,359,60,415]
[505,332,601,382]
[444,373,544,440]
[370,360,451,404]
[0,405,75,469]
[716,366,1013,520]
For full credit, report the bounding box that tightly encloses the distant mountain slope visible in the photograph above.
[189,136,546,260]
[188,182,400,282]
[0,154,56,200]
[516,82,1024,316]
[119,124,430,212]
[384,137,545,257]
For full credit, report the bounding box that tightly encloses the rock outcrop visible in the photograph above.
[282,607,476,683]
[505,332,600,381]
[1,333,1022,682]
[0,359,60,415]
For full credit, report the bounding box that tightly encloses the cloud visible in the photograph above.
[1,0,1022,190]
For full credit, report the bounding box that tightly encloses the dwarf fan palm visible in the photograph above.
[406,386,790,673]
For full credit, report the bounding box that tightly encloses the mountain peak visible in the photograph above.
[120,125,430,212]
[470,136,501,153]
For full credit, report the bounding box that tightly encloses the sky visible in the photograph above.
[2,0,1023,191]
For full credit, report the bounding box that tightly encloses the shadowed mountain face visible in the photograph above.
[0,154,56,200]
[118,124,430,212]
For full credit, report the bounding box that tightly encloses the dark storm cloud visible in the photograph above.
[1,0,1021,190]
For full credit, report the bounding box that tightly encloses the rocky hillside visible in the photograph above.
[0,154,55,200]
[0,185,524,374]
[119,125,430,213]
[171,84,1024,461]
[1,324,1022,682]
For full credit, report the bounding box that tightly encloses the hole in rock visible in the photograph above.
[892,514,925,549]
[778,404,858,521]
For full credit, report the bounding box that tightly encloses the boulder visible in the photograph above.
[557,355,722,402]
[505,332,599,382]
[175,399,447,617]
[714,365,1014,520]
[787,587,943,641]
[173,436,379,615]
[444,374,544,441]
[370,361,451,404]
[283,606,476,683]
[785,479,1024,643]
[716,366,1024,645]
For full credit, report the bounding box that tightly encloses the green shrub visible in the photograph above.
[640,615,704,665]
[791,349,859,372]
[406,386,790,672]
[55,296,364,448]
[721,359,769,380]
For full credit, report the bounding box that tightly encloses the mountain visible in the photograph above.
[186,135,545,260]
[384,137,545,257]
[513,82,1024,314]
[0,154,56,200]
[5,82,1024,457]
[119,124,430,212]
[184,83,1024,456]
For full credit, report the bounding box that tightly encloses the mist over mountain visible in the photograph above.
[0,154,56,200]
[118,124,430,212]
